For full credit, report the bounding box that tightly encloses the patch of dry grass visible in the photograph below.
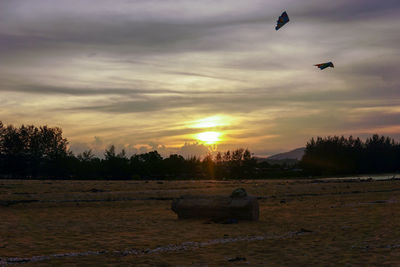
[1,179,400,265]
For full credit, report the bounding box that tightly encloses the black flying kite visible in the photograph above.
[275,11,289,30]
[314,62,334,70]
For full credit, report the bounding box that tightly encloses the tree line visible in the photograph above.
[0,122,287,179]
[1,121,399,179]
[300,135,400,175]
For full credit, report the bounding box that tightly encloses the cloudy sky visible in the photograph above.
[1,0,400,157]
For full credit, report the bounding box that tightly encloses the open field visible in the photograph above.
[1,178,400,266]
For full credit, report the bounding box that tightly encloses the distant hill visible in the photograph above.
[255,147,305,166]
[267,147,305,161]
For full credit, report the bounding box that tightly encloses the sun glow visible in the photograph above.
[190,115,231,129]
[196,131,222,144]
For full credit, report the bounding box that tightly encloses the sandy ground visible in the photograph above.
[1,178,400,266]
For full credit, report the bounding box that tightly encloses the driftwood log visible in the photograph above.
[171,189,259,221]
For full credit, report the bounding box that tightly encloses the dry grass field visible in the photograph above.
[1,178,400,266]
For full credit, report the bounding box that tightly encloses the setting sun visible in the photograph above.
[195,131,222,144]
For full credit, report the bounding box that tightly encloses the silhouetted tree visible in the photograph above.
[3,120,398,180]
[202,154,215,179]
[300,134,400,175]
[130,151,163,179]
[163,154,185,179]
[183,156,202,179]
[0,122,70,178]
[242,148,257,177]
[102,145,130,179]
[76,149,102,179]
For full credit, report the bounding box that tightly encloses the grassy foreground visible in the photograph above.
[1,178,400,266]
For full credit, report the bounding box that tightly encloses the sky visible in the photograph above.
[1,0,400,158]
